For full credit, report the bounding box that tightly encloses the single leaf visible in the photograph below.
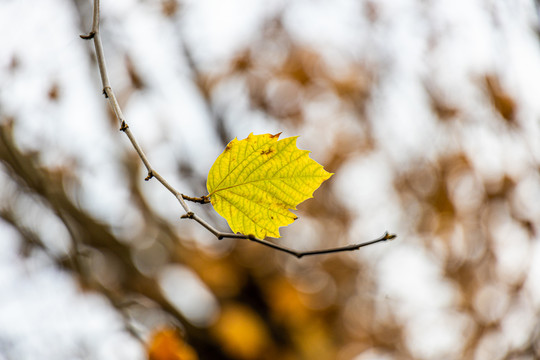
[207,133,333,239]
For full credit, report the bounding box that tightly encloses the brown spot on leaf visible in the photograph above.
[270,132,282,139]
[260,148,275,156]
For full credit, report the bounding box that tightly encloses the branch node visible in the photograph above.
[145,170,154,181]
[119,121,129,132]
[180,212,194,219]
[102,86,111,98]
[182,194,211,204]
[80,32,96,40]
[247,234,256,240]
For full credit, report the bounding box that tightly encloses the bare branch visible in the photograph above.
[246,232,396,258]
[182,194,210,204]
[81,0,396,258]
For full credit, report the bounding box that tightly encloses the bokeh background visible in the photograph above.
[1,0,540,359]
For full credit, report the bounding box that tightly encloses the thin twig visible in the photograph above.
[81,0,396,258]
[182,194,210,204]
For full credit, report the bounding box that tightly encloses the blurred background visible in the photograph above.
[1,0,540,359]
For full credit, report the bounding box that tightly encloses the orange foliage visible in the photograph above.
[211,304,271,360]
[265,278,309,325]
[147,328,198,360]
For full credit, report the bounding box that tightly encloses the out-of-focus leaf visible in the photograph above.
[211,304,271,360]
[484,74,516,124]
[147,328,198,360]
[265,278,309,325]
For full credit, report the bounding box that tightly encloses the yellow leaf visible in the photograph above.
[207,133,332,238]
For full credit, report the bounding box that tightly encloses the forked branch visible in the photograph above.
[80,0,396,258]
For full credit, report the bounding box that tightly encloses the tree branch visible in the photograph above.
[182,194,210,204]
[80,0,396,258]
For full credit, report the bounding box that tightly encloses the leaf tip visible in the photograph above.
[223,137,239,152]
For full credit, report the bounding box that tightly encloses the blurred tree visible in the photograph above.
[0,0,539,360]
